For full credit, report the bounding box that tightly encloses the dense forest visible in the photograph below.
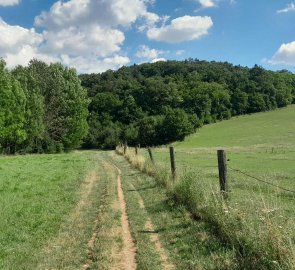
[0,58,294,153]
[80,59,295,149]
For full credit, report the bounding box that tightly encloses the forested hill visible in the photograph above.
[1,59,294,154]
[79,59,295,149]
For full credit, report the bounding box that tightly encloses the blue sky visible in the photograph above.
[0,0,295,73]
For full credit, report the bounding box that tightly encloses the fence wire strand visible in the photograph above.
[228,166,295,194]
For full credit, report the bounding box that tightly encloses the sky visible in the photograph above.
[0,0,295,73]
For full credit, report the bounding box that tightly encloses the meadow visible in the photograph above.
[1,106,294,269]
[121,105,295,269]
[0,152,102,269]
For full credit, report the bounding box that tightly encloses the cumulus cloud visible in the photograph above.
[60,54,130,74]
[4,45,58,69]
[147,15,213,43]
[41,25,125,58]
[269,41,295,65]
[0,17,48,67]
[1,0,163,72]
[0,0,20,6]
[34,0,156,30]
[277,2,295,13]
[136,45,164,60]
[0,18,43,52]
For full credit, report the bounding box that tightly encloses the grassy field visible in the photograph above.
[121,105,295,269]
[0,151,102,269]
[1,106,294,269]
[2,149,240,270]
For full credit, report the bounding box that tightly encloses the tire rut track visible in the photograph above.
[112,163,137,270]
[138,197,175,270]
[82,172,108,270]
[110,152,174,270]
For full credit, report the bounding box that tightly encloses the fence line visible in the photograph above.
[228,166,295,194]
[119,145,295,195]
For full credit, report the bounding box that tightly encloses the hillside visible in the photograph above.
[176,105,295,148]
[117,104,295,269]
[80,60,295,150]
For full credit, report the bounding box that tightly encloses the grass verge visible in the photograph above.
[110,151,239,269]
[116,146,295,270]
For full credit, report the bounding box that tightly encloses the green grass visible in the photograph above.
[0,151,100,269]
[110,152,238,270]
[176,105,295,148]
[121,105,295,269]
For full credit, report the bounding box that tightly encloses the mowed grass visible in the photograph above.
[0,151,98,269]
[129,105,295,269]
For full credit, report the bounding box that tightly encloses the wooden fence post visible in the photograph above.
[217,150,228,195]
[169,146,176,179]
[147,147,155,164]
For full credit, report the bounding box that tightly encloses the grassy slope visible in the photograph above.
[133,106,295,269]
[176,105,295,148]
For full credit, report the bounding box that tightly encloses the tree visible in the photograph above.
[27,60,89,152]
[0,60,27,154]
[161,108,195,143]
[137,116,163,147]
[12,65,45,153]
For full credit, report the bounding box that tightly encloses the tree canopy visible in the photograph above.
[0,59,89,154]
[80,60,295,149]
[1,58,294,153]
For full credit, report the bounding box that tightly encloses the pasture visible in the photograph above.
[125,105,295,269]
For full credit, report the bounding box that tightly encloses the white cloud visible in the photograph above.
[277,2,295,13]
[194,0,235,10]
[136,45,163,60]
[197,0,216,8]
[60,54,130,74]
[4,45,58,68]
[1,0,162,73]
[269,41,295,65]
[0,17,43,52]
[147,15,213,43]
[151,58,166,63]
[41,25,125,58]
[32,0,158,72]
[35,0,156,30]
[0,0,20,6]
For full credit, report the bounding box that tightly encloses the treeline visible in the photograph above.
[0,59,89,154]
[80,59,295,149]
[1,58,294,153]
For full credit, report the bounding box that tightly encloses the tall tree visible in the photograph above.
[0,60,27,154]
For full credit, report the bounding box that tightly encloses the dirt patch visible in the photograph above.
[115,166,137,270]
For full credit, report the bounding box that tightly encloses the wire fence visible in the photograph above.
[122,145,295,195]
[228,166,295,194]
